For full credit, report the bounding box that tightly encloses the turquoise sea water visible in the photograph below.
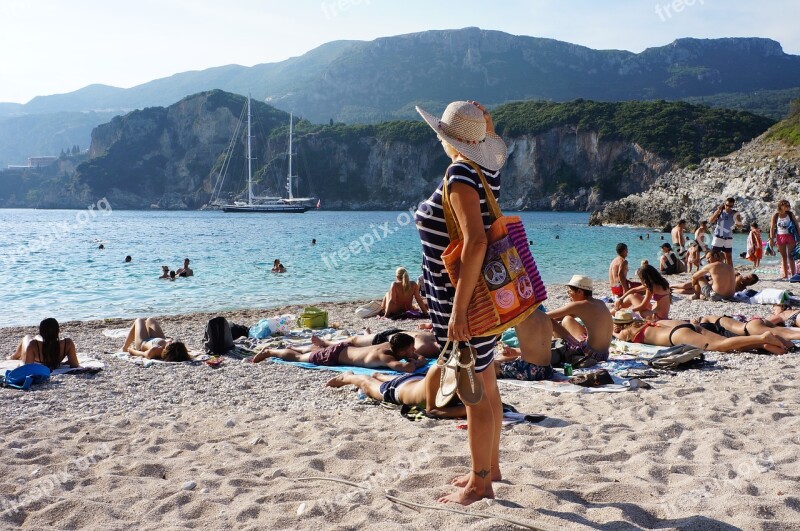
[0,209,764,326]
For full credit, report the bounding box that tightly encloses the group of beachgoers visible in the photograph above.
[8,100,800,508]
[157,258,194,280]
[656,198,798,279]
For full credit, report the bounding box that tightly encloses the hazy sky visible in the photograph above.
[1,0,798,104]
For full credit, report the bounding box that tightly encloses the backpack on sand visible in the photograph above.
[203,316,234,355]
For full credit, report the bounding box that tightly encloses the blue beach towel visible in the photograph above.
[267,358,435,376]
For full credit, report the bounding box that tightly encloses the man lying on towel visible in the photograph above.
[326,364,465,418]
[309,328,439,358]
[252,332,424,372]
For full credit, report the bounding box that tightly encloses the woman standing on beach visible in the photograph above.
[769,199,798,279]
[414,101,550,505]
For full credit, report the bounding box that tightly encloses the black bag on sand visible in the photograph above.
[204,316,234,355]
[230,323,249,340]
[569,369,614,387]
[550,339,598,369]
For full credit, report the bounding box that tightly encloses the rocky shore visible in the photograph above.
[590,138,800,229]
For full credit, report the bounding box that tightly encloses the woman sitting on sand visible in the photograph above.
[11,318,79,370]
[121,318,190,362]
[379,267,428,317]
[611,311,787,354]
[614,261,671,320]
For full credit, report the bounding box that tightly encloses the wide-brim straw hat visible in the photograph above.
[416,101,508,171]
[612,310,635,324]
[567,274,593,292]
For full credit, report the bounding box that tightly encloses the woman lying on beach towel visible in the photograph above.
[693,315,800,346]
[309,328,440,358]
[10,318,79,370]
[767,305,800,328]
[326,364,466,418]
[611,312,787,354]
[614,261,671,320]
[121,318,190,362]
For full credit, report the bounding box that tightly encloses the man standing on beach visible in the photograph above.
[709,198,743,265]
[608,243,640,298]
[546,275,613,361]
[671,220,687,259]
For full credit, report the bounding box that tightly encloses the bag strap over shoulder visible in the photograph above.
[441,160,503,241]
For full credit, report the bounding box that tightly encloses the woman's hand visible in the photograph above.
[467,100,494,134]
[448,312,471,342]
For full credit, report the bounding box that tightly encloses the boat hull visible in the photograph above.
[222,204,309,213]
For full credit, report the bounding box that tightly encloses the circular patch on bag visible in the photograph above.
[483,261,508,287]
[517,275,534,299]
[494,287,516,309]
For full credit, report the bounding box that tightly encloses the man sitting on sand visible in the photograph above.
[311,328,439,358]
[252,332,423,372]
[546,275,613,362]
[609,243,640,298]
[672,250,735,301]
[326,364,466,418]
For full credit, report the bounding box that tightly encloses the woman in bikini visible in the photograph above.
[693,315,800,347]
[11,318,79,369]
[612,313,786,354]
[379,267,428,317]
[614,261,671,320]
[121,317,190,362]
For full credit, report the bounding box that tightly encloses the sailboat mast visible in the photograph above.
[247,94,253,205]
[288,113,294,200]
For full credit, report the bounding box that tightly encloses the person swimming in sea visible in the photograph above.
[272,259,286,273]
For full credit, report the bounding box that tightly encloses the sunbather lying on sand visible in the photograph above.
[326,364,465,418]
[252,332,423,372]
[121,318,190,362]
[310,328,439,358]
[11,318,79,370]
[693,315,800,346]
[767,306,800,328]
[611,311,786,354]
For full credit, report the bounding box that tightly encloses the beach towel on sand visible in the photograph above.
[0,355,105,375]
[111,351,209,367]
[266,358,434,376]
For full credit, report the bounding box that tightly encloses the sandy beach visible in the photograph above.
[2,275,800,530]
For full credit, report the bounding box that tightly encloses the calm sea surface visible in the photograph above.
[0,209,765,326]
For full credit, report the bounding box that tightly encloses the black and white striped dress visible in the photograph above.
[415,161,500,373]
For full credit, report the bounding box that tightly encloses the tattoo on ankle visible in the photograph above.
[474,469,490,479]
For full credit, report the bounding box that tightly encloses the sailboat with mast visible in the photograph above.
[213,95,316,213]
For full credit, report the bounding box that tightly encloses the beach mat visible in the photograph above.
[500,372,644,393]
[110,351,210,367]
[266,357,434,376]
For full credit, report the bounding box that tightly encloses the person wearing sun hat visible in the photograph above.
[546,274,614,362]
[414,100,551,506]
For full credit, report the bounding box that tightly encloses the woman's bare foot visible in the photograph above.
[418,323,433,330]
[760,332,787,354]
[252,349,272,363]
[438,484,494,505]
[451,469,502,487]
[326,371,354,387]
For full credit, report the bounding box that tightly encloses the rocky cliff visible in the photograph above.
[589,136,800,229]
[30,91,769,211]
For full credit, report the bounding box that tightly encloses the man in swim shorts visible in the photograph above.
[252,332,423,372]
[326,366,466,418]
[309,328,439,358]
[547,275,613,362]
[608,243,640,298]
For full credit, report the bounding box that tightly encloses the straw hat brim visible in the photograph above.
[416,105,508,171]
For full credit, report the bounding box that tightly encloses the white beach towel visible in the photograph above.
[111,351,209,367]
[0,354,105,374]
[102,328,130,339]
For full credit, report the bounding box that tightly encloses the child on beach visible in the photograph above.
[746,222,764,268]
[686,242,701,272]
